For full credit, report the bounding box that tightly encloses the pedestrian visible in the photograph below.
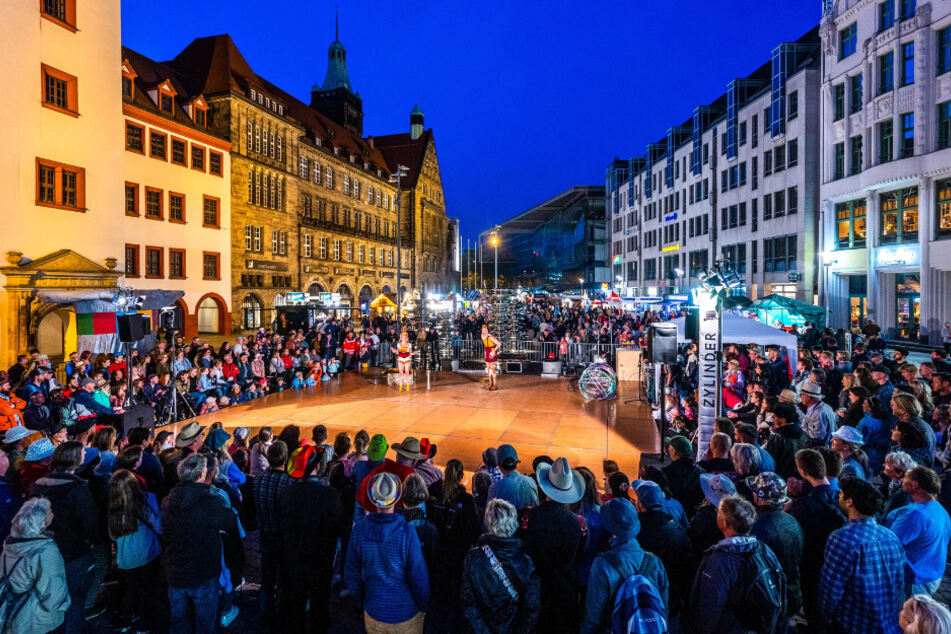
[461,498,541,633]
[0,498,69,633]
[581,497,669,634]
[764,402,809,479]
[277,444,345,633]
[884,467,951,596]
[251,439,290,625]
[748,472,804,633]
[686,495,786,634]
[345,472,430,633]
[487,444,539,510]
[523,457,588,632]
[161,453,238,634]
[630,480,690,618]
[661,435,704,516]
[107,468,163,631]
[819,477,905,634]
[900,594,951,634]
[28,441,100,633]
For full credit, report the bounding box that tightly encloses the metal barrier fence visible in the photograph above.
[423,338,631,369]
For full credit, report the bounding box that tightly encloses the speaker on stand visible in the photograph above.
[646,323,678,462]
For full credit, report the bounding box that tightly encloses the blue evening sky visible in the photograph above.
[121,1,821,241]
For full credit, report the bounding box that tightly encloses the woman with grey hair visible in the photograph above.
[461,499,541,633]
[731,442,762,503]
[0,498,69,633]
[901,594,951,633]
[882,450,918,517]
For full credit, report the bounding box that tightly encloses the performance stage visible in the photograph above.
[195,371,660,478]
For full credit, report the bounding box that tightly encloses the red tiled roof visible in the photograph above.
[166,34,390,176]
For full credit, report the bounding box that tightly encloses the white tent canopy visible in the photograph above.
[668,312,798,373]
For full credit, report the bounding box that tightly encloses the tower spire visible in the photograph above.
[335,7,339,41]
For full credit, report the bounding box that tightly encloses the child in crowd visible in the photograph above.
[327,357,340,377]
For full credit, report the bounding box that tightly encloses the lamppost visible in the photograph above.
[578,276,585,295]
[490,227,499,290]
[674,268,685,293]
[389,164,408,321]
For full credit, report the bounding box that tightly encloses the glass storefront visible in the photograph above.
[895,274,920,341]
[849,275,867,329]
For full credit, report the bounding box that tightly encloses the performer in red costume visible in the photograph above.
[481,324,501,391]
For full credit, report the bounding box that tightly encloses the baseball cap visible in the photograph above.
[497,444,519,469]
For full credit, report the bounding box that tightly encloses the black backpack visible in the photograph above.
[734,541,786,633]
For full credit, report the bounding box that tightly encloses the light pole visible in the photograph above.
[674,267,685,293]
[389,164,408,322]
[490,227,499,290]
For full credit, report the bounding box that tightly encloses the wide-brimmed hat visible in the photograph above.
[536,457,585,504]
[368,472,401,509]
[799,381,823,399]
[391,436,427,461]
[748,472,790,505]
[287,445,322,478]
[778,389,800,404]
[3,426,33,444]
[205,428,231,451]
[700,473,737,507]
[25,437,55,462]
[832,425,865,445]
[175,421,206,448]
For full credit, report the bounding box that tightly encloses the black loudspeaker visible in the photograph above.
[117,313,145,343]
[647,323,678,364]
[119,404,155,436]
[684,306,700,344]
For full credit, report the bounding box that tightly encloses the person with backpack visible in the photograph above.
[748,472,803,634]
[461,498,540,633]
[819,477,905,634]
[0,497,68,633]
[686,495,786,634]
[581,497,669,634]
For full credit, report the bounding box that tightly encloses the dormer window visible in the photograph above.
[349,155,355,163]
[265,97,270,109]
[191,96,209,127]
[121,60,137,99]
[157,79,176,114]
[250,88,256,100]
[194,108,206,127]
[278,105,283,115]
[333,146,340,156]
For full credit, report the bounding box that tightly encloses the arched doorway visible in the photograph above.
[37,308,72,361]
[197,297,219,334]
[358,285,374,303]
[336,284,353,307]
[307,282,324,296]
[242,294,263,330]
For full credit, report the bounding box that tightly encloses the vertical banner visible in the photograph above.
[696,290,722,459]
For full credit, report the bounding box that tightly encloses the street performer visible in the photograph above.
[391,331,417,392]
[481,325,501,391]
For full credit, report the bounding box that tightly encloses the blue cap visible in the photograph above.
[634,481,667,511]
[601,498,640,539]
[25,438,55,462]
[497,444,519,469]
[205,428,232,451]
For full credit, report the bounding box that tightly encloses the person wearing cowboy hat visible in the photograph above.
[831,426,871,481]
[523,457,588,632]
[354,436,420,513]
[276,444,345,632]
[346,472,429,633]
[3,425,34,471]
[162,421,206,491]
[800,380,838,447]
[749,472,804,626]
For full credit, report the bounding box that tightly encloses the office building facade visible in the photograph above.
[819,0,951,343]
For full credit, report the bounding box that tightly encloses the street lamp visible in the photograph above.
[489,227,499,290]
[389,164,409,322]
[674,267,685,292]
[578,276,584,294]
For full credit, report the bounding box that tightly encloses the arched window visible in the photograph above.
[242,294,263,329]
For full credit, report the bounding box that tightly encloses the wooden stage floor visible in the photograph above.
[190,370,659,478]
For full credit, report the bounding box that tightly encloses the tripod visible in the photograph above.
[157,328,196,426]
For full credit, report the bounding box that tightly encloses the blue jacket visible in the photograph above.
[581,538,669,634]
[73,389,114,415]
[345,512,430,624]
[857,413,891,472]
[112,492,162,570]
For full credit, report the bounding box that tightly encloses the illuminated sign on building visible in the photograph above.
[876,245,920,267]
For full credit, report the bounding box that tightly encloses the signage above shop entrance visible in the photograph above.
[876,245,920,268]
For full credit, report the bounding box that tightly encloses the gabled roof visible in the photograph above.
[166,34,389,175]
[121,46,224,138]
[373,130,432,187]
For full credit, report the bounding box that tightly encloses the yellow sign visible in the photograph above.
[662,244,681,252]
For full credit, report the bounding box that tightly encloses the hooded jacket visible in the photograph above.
[461,534,541,634]
[687,536,784,634]
[764,424,809,479]
[160,481,236,588]
[345,512,430,624]
[0,536,69,634]
[28,472,100,562]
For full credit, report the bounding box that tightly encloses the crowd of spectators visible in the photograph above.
[0,309,951,633]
